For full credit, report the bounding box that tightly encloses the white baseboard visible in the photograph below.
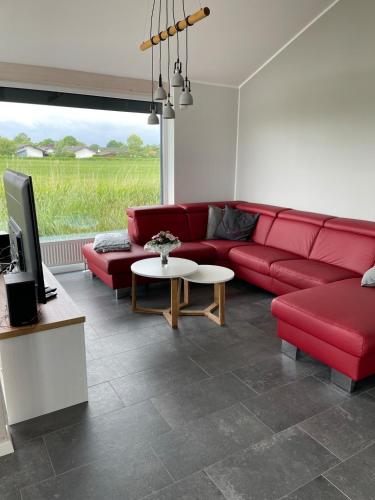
[0,427,14,456]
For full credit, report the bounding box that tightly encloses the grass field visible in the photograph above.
[0,156,160,236]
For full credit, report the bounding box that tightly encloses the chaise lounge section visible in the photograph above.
[82,201,375,391]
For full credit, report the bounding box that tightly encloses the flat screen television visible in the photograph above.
[3,170,46,303]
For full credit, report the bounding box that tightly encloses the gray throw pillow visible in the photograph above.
[361,267,375,287]
[206,205,224,239]
[214,205,259,241]
[93,231,131,253]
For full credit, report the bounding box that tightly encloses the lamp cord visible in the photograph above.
[172,0,179,60]
[158,0,162,75]
[166,0,171,96]
[150,0,156,105]
[182,0,188,83]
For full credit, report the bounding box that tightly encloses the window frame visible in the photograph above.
[0,85,163,202]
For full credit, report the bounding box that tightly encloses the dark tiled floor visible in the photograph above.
[2,271,375,499]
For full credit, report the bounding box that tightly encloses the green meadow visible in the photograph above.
[0,157,160,236]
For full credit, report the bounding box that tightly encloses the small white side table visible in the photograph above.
[131,257,198,329]
[180,265,235,326]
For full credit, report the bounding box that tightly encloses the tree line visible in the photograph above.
[0,133,160,158]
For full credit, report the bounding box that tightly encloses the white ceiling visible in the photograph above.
[0,0,335,87]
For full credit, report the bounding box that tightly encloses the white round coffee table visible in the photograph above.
[131,257,198,328]
[180,265,234,326]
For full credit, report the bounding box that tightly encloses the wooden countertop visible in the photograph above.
[0,265,85,341]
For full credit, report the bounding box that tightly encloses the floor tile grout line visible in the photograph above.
[204,467,231,500]
[42,434,57,477]
[296,425,342,461]
[187,355,212,377]
[229,370,261,395]
[322,438,375,472]
[198,423,344,492]
[275,470,352,500]
[150,444,177,483]
[19,454,103,495]
[238,401,275,434]
[86,334,203,362]
[324,476,353,500]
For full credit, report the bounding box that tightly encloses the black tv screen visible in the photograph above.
[3,170,46,303]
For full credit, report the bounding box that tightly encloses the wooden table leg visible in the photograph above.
[217,282,225,326]
[183,279,190,306]
[163,278,179,328]
[170,278,179,328]
[131,272,137,311]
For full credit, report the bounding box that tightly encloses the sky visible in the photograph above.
[0,102,160,146]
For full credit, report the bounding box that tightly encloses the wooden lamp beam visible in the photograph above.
[140,7,210,51]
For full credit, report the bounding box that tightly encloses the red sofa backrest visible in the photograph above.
[179,201,238,241]
[127,205,192,245]
[310,217,375,274]
[235,203,287,244]
[265,210,333,258]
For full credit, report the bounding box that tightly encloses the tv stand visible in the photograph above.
[0,265,88,455]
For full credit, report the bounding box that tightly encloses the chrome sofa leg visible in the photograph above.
[281,340,301,360]
[331,369,356,393]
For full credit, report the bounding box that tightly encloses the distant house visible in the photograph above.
[16,145,45,158]
[65,146,96,159]
[95,147,123,158]
[40,144,55,155]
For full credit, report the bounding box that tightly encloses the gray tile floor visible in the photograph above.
[2,271,375,499]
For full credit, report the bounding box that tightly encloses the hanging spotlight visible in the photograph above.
[171,60,184,87]
[163,99,175,119]
[147,0,159,125]
[171,0,184,87]
[163,0,175,120]
[179,0,193,109]
[155,74,167,100]
[154,0,167,101]
[148,107,159,124]
[142,1,209,123]
[179,78,193,109]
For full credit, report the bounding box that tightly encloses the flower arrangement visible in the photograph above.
[144,231,181,265]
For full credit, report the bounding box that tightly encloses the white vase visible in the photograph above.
[144,241,181,266]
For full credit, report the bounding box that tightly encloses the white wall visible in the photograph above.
[236,0,375,221]
[171,82,238,204]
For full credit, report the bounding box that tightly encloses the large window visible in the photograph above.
[0,88,162,237]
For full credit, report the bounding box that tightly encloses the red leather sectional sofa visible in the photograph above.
[83,201,375,392]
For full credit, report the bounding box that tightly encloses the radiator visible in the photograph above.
[40,237,94,267]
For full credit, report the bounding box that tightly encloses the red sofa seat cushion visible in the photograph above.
[201,240,251,260]
[169,241,216,262]
[271,259,360,289]
[127,205,191,245]
[271,278,375,358]
[83,243,152,275]
[83,241,216,276]
[229,244,302,275]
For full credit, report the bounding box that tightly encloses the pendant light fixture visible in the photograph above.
[179,0,193,109]
[163,0,175,119]
[147,0,159,125]
[171,0,184,87]
[154,0,167,101]
[141,2,211,124]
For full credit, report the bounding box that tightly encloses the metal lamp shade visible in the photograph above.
[179,88,194,108]
[155,85,167,101]
[147,108,159,125]
[163,100,175,119]
[171,71,184,87]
